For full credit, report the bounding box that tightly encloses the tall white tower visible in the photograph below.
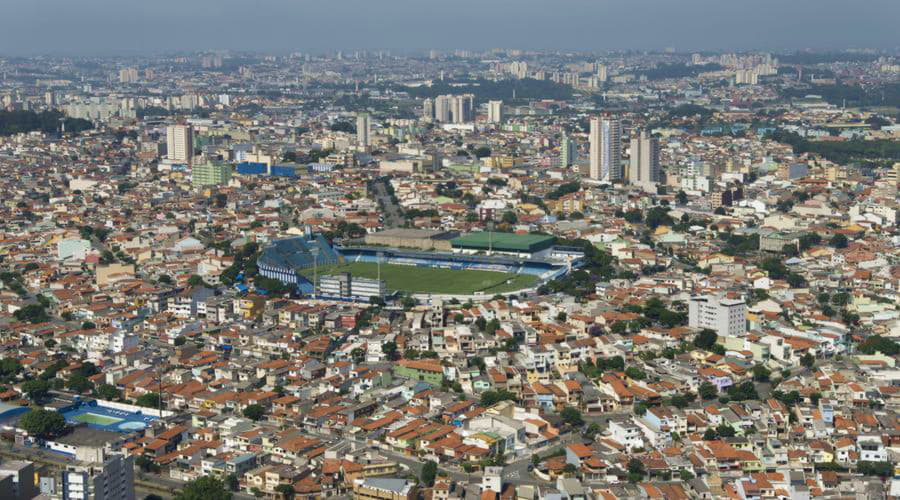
[166,124,194,165]
[356,112,370,148]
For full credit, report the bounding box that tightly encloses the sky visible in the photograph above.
[2,0,898,55]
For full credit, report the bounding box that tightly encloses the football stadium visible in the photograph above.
[259,229,583,298]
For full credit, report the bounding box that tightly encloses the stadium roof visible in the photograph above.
[258,235,340,271]
[451,232,556,253]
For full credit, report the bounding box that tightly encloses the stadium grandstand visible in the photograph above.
[258,232,342,293]
[450,232,557,259]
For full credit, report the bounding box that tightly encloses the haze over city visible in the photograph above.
[2,0,900,54]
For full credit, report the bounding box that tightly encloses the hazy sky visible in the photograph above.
[2,0,897,55]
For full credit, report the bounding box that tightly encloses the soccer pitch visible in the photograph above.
[72,413,124,426]
[301,262,539,295]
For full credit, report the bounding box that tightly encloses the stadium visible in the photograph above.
[331,230,583,298]
[258,229,583,299]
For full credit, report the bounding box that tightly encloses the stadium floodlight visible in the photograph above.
[311,247,320,299]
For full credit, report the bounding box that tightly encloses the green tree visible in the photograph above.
[752,364,771,382]
[0,358,21,378]
[242,404,265,421]
[560,406,583,426]
[420,460,437,487]
[694,329,718,350]
[382,341,398,360]
[97,384,121,401]
[800,352,815,369]
[19,408,67,438]
[480,390,516,407]
[66,374,93,394]
[13,304,49,324]
[224,474,239,491]
[135,392,161,408]
[627,458,645,482]
[829,234,848,249]
[274,484,295,500]
[174,476,232,500]
[21,379,50,401]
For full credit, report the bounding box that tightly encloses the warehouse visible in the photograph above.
[451,232,556,259]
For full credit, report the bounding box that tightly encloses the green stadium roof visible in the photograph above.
[451,232,556,253]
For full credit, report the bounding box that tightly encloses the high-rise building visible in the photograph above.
[596,63,608,82]
[166,124,194,164]
[429,95,474,123]
[487,100,503,123]
[61,453,135,500]
[589,115,622,181]
[192,161,232,187]
[628,129,661,189]
[688,295,747,338]
[422,98,434,121]
[0,460,37,500]
[560,132,577,167]
[118,68,138,84]
[356,112,370,147]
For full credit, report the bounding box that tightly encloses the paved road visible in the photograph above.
[371,179,403,228]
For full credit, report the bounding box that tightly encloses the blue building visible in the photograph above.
[257,234,341,293]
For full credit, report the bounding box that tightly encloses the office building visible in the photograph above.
[589,115,621,181]
[192,161,232,187]
[487,100,503,123]
[357,112,370,147]
[0,460,37,500]
[61,453,135,500]
[166,124,194,164]
[628,129,660,189]
[560,132,577,167]
[688,295,747,338]
[596,63,608,82]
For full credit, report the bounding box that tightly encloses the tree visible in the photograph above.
[474,146,492,158]
[242,404,265,421]
[135,393,161,408]
[752,364,771,382]
[716,423,736,438]
[224,474,239,491]
[694,329,718,350]
[19,408,66,438]
[13,304,49,324]
[560,406,583,426]
[136,455,160,473]
[81,321,96,330]
[858,461,893,478]
[274,484,295,500]
[21,379,50,401]
[627,458,645,482]
[857,335,900,356]
[625,366,646,381]
[66,374,93,394]
[174,336,187,346]
[676,190,688,205]
[145,495,164,500]
[726,381,759,401]
[97,384,121,401]
[829,234,848,249]
[382,341,398,360]
[800,352,815,369]
[0,358,21,378]
[420,460,437,487]
[174,476,233,500]
[481,390,516,407]
[563,463,577,475]
[669,394,689,409]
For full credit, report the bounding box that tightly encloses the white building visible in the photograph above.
[688,295,747,337]
[609,418,644,452]
[487,100,503,124]
[166,124,194,165]
[589,115,622,181]
[356,112,370,147]
[61,453,134,500]
[628,129,660,191]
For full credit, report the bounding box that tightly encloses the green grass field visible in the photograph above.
[301,262,539,295]
[72,413,123,426]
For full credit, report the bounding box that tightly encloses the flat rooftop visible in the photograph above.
[54,427,123,448]
[451,232,556,252]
